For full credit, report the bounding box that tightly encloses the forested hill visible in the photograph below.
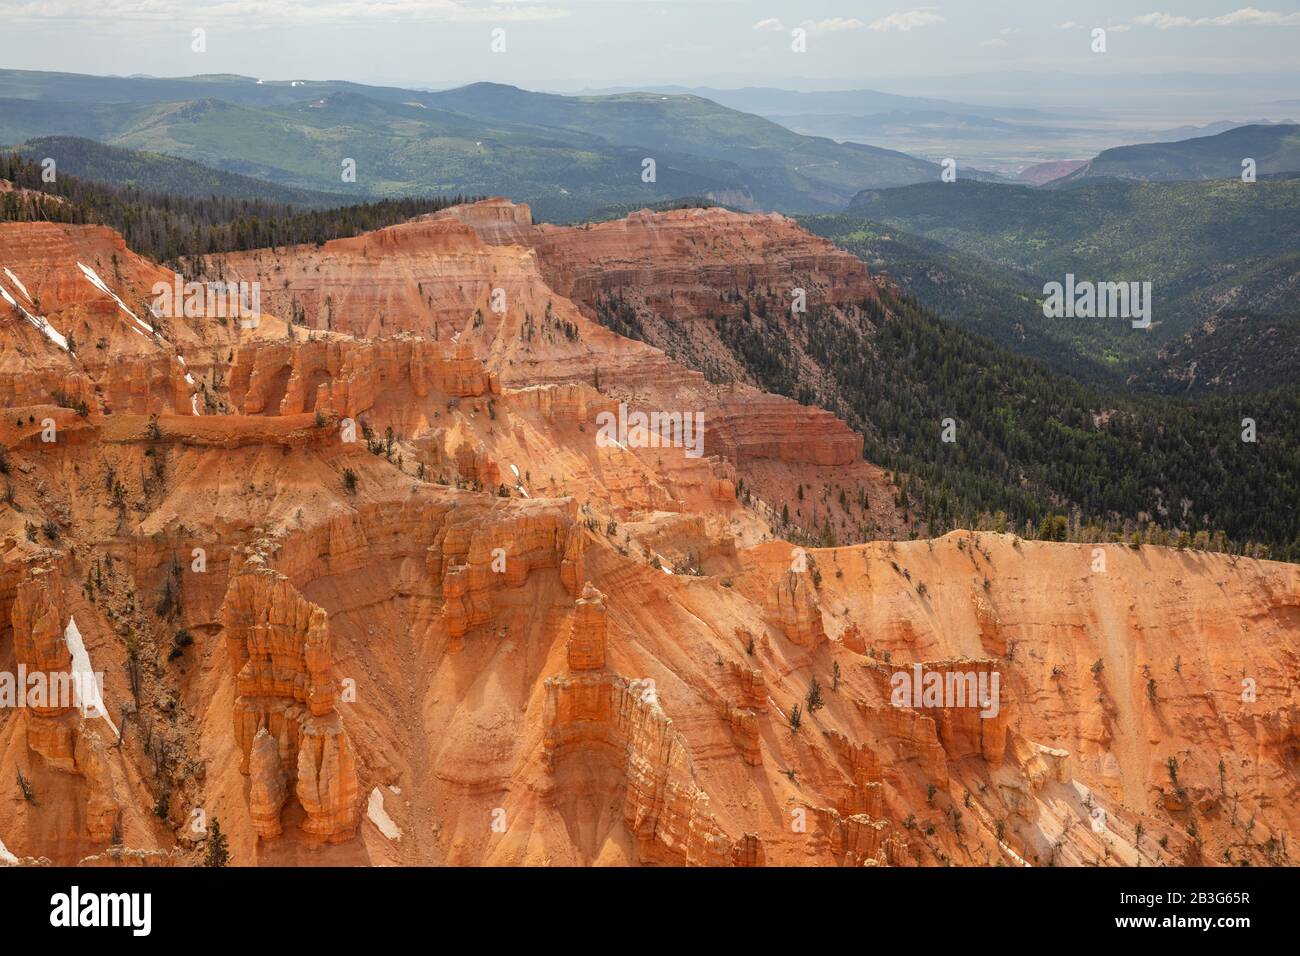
[0,149,478,264]
[837,176,1300,373]
[13,136,347,206]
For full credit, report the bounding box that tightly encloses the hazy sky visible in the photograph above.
[2,1,1299,90]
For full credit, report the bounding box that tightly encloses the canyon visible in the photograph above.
[0,200,1296,867]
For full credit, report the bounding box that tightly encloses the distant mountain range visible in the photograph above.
[1052,123,1300,186]
[596,84,1300,179]
[0,69,945,220]
[581,85,1053,121]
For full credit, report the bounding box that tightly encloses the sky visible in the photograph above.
[1,0,1298,91]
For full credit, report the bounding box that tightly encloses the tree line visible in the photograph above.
[0,151,478,266]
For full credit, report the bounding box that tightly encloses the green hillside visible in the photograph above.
[843,176,1300,365]
[1131,312,1300,395]
[424,83,939,198]
[13,136,346,206]
[1054,123,1300,185]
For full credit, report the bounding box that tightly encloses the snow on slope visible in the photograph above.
[65,616,119,739]
[367,787,402,841]
[0,272,69,351]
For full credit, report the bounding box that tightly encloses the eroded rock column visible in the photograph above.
[222,566,359,843]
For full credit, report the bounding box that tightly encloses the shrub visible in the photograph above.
[168,628,194,662]
[16,770,34,803]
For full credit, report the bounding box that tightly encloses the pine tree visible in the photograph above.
[204,819,230,867]
[806,676,825,713]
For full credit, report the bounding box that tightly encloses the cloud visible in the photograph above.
[867,10,944,32]
[751,17,785,32]
[1058,19,1129,32]
[1133,7,1300,28]
[985,25,1020,44]
[801,17,867,34]
[3,0,572,24]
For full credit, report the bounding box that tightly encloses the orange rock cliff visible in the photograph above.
[0,201,1296,867]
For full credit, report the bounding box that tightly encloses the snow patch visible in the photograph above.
[0,278,68,351]
[0,836,17,865]
[64,616,118,739]
[367,787,402,841]
[998,838,1031,867]
[77,262,155,336]
[3,267,31,301]
[509,466,529,498]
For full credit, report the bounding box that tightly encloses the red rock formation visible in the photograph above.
[543,585,756,865]
[442,201,878,328]
[567,583,607,670]
[813,807,892,866]
[718,660,766,766]
[430,502,581,639]
[0,221,213,416]
[841,622,867,654]
[222,566,359,843]
[867,658,1009,766]
[765,567,827,647]
[212,203,903,541]
[5,571,121,845]
[10,573,72,721]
